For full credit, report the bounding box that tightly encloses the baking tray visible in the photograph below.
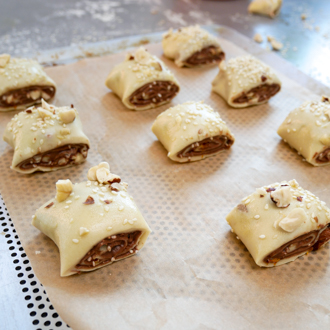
[1,25,330,329]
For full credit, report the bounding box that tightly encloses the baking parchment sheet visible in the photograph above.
[1,34,330,330]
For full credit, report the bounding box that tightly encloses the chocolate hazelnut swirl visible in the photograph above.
[184,46,225,67]
[17,143,89,171]
[75,231,142,271]
[264,224,330,264]
[177,135,234,159]
[233,83,281,104]
[315,147,330,163]
[0,85,56,108]
[129,81,179,108]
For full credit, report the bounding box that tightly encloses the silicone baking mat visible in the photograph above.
[1,27,330,329]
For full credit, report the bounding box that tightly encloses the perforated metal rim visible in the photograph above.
[0,196,70,329]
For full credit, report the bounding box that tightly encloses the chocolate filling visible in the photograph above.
[184,46,225,66]
[129,81,179,107]
[75,231,142,271]
[233,83,281,104]
[17,143,89,170]
[315,147,330,163]
[264,224,330,264]
[0,85,56,108]
[177,135,234,159]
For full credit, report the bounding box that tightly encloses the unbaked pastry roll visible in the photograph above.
[226,180,330,267]
[162,25,225,68]
[0,54,56,112]
[105,47,180,110]
[151,101,235,162]
[32,162,151,276]
[3,100,90,173]
[248,0,282,18]
[212,55,281,108]
[277,97,330,166]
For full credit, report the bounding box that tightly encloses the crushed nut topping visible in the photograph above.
[297,196,303,202]
[270,186,292,208]
[266,187,276,192]
[237,204,248,212]
[104,200,112,204]
[56,179,73,202]
[83,196,95,205]
[279,208,307,232]
[45,202,54,208]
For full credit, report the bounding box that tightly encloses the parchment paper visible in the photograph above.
[1,35,330,330]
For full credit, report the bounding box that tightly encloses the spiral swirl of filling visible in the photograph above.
[129,81,179,107]
[177,135,234,159]
[74,231,142,271]
[184,46,225,67]
[315,147,330,163]
[264,224,330,264]
[233,83,281,104]
[17,144,89,170]
[0,85,56,108]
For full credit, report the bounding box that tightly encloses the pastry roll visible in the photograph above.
[212,55,281,108]
[0,54,56,112]
[105,47,180,110]
[3,100,90,173]
[151,101,235,162]
[277,97,330,166]
[162,25,225,68]
[32,162,151,276]
[248,0,282,18]
[226,180,330,267]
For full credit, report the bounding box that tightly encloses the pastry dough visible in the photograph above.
[248,0,282,18]
[212,55,281,108]
[32,162,151,276]
[226,180,330,267]
[162,25,225,68]
[151,101,235,162]
[277,97,330,166]
[3,100,90,173]
[0,54,56,111]
[105,47,180,110]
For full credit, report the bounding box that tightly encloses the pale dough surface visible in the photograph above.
[212,55,281,108]
[33,178,151,276]
[0,57,56,111]
[3,102,90,173]
[105,48,180,110]
[277,99,330,166]
[151,101,235,162]
[162,25,223,67]
[226,180,330,267]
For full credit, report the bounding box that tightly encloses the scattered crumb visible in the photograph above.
[301,13,307,20]
[0,231,5,236]
[270,38,283,50]
[253,33,263,43]
[267,35,274,42]
[150,8,158,15]
[315,26,320,32]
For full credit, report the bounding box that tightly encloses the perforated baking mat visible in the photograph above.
[1,26,330,329]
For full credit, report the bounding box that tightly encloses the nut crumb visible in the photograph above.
[253,33,263,43]
[83,196,95,205]
[45,202,54,209]
[237,204,248,212]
